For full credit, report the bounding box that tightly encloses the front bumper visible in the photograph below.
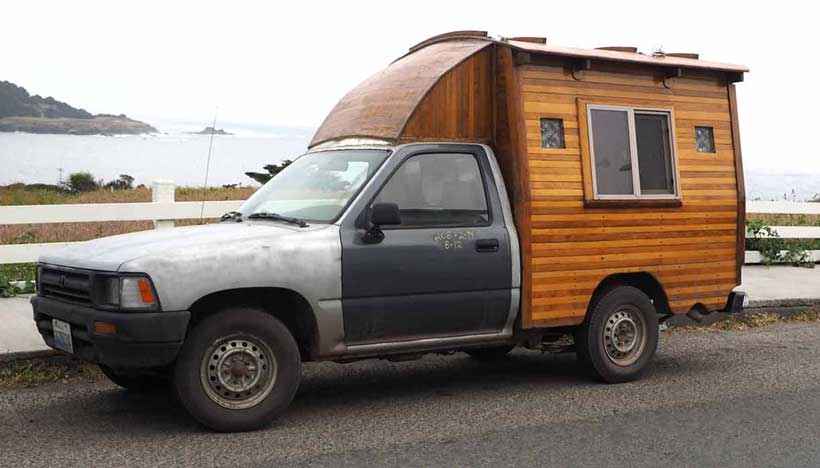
[31,296,190,370]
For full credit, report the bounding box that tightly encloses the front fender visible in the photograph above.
[119,225,346,355]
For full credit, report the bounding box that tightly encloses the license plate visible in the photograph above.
[52,319,74,354]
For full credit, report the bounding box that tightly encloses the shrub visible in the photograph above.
[746,219,814,268]
[103,174,134,191]
[66,172,98,192]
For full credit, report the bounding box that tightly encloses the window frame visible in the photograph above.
[584,103,681,202]
[369,151,494,230]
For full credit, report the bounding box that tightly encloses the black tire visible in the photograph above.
[99,365,168,392]
[173,308,302,432]
[575,286,659,383]
[465,345,514,360]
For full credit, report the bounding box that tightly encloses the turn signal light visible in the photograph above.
[137,278,155,304]
[94,321,117,335]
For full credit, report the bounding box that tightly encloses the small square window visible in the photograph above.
[540,118,565,149]
[695,126,715,153]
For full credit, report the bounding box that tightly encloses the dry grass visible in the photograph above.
[0,355,102,389]
[748,213,820,227]
[0,186,255,245]
[0,185,255,206]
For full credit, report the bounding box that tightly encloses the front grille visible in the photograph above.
[39,267,93,305]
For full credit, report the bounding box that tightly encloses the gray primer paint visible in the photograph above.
[39,222,346,355]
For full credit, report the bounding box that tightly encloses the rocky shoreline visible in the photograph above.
[0,116,157,135]
[1,80,157,135]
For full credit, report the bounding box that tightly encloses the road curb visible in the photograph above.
[747,298,820,309]
[0,349,57,364]
[665,303,817,328]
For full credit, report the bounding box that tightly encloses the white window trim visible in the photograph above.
[586,104,680,200]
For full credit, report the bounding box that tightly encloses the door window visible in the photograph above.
[374,153,490,228]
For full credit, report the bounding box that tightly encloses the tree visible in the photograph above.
[66,172,98,192]
[245,160,293,185]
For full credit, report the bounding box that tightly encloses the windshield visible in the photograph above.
[239,149,389,223]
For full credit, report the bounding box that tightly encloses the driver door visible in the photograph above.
[339,148,512,345]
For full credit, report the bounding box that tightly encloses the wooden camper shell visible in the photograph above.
[311,32,747,329]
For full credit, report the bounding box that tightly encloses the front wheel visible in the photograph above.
[173,308,302,432]
[575,286,659,383]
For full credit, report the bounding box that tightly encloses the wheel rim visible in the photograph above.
[602,305,647,366]
[199,334,278,410]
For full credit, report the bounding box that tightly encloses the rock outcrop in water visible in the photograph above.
[192,126,233,135]
[0,81,157,135]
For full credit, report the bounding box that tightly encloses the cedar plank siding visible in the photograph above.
[519,56,738,327]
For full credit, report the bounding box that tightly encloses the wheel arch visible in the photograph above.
[586,272,672,320]
[187,287,319,361]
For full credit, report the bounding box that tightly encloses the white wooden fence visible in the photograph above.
[0,181,243,264]
[744,201,820,264]
[1,181,818,265]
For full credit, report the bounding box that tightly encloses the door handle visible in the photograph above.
[475,238,499,252]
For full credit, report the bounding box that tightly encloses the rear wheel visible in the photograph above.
[173,308,301,432]
[575,286,658,383]
[465,345,514,360]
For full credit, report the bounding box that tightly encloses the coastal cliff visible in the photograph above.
[0,81,157,135]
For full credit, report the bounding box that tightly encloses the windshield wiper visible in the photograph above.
[220,211,244,222]
[247,211,309,228]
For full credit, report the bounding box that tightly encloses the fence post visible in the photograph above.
[152,180,175,229]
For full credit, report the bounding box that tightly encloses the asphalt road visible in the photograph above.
[2,322,819,468]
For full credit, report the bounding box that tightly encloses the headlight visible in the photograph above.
[99,275,158,310]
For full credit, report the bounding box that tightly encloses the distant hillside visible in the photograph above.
[0,81,92,119]
[0,80,156,135]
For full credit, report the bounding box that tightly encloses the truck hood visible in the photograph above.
[38,221,312,271]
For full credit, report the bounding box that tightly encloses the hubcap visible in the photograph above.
[200,334,277,409]
[603,306,647,366]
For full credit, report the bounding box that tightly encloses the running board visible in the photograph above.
[344,332,512,358]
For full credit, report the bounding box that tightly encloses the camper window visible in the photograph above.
[695,126,716,153]
[587,104,678,200]
[540,118,565,148]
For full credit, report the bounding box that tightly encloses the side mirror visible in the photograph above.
[371,203,401,226]
[364,203,401,243]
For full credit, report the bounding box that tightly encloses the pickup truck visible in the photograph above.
[33,32,747,432]
[33,143,544,431]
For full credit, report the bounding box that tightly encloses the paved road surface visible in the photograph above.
[1,322,819,467]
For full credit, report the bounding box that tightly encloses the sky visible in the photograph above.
[2,0,819,174]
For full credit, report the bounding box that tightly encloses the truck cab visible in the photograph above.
[34,142,528,431]
[33,31,747,432]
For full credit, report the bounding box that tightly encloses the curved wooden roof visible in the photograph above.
[309,39,491,148]
[310,32,748,148]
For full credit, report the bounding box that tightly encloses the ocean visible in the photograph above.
[0,122,817,200]
[0,121,314,189]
